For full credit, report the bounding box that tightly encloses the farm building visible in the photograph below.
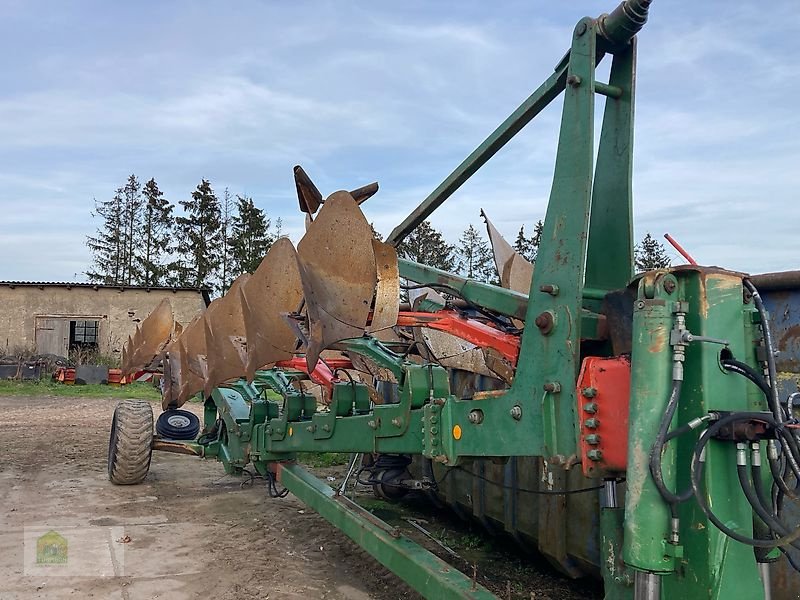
[0,281,209,358]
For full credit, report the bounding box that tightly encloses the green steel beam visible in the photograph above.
[276,463,498,600]
[386,61,568,246]
[398,258,529,320]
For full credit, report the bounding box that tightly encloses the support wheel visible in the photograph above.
[155,409,200,440]
[108,400,154,485]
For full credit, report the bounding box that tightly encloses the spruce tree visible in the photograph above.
[230,195,273,275]
[218,188,235,294]
[456,224,494,282]
[396,220,455,272]
[635,232,672,272]
[86,189,125,284]
[174,179,222,289]
[513,219,544,263]
[138,178,174,287]
[121,174,143,285]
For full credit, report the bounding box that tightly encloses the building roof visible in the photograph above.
[0,281,212,305]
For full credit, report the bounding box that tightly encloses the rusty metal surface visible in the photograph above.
[173,313,208,406]
[203,274,250,397]
[152,439,204,456]
[297,191,377,368]
[367,239,399,333]
[482,211,533,294]
[294,165,324,214]
[123,299,182,373]
[240,238,305,380]
[413,327,494,377]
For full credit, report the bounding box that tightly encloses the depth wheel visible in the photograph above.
[155,409,200,440]
[108,400,154,485]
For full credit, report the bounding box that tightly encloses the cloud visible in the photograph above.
[0,0,797,283]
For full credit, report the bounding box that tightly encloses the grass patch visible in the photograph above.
[298,452,351,468]
[0,379,161,400]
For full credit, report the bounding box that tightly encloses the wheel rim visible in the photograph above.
[166,414,191,428]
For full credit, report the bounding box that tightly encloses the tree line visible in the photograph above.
[86,175,278,293]
[86,176,670,293]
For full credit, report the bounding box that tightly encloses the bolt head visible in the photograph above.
[585,418,600,429]
[583,402,598,414]
[587,449,603,461]
[586,433,601,445]
[510,405,522,420]
[581,387,597,398]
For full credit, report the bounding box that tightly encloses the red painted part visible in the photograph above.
[576,356,630,478]
[275,356,353,396]
[664,233,698,266]
[397,310,520,364]
[108,368,123,386]
[63,368,76,385]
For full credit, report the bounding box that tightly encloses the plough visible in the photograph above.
[110,1,800,598]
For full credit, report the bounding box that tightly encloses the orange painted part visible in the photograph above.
[275,356,353,396]
[576,355,630,478]
[396,310,520,364]
[108,368,123,386]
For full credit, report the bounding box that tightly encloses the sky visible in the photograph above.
[0,0,798,282]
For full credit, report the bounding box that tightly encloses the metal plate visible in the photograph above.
[125,299,174,371]
[203,274,250,397]
[241,238,305,380]
[173,312,209,406]
[483,211,533,294]
[414,327,493,377]
[297,191,377,368]
[367,239,399,333]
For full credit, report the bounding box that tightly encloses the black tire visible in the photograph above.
[155,409,200,440]
[108,400,154,485]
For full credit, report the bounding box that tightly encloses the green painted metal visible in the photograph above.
[277,463,497,599]
[623,269,768,598]
[398,258,529,320]
[622,274,680,573]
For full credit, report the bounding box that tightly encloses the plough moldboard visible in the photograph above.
[109,1,800,598]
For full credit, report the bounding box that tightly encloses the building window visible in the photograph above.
[70,320,99,349]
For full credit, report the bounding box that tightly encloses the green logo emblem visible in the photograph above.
[36,530,67,565]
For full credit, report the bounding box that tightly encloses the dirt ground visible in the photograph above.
[0,393,601,600]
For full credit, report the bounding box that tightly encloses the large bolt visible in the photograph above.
[543,381,561,393]
[367,420,377,429]
[306,425,316,433]
[322,424,331,432]
[567,74,582,87]
[585,418,600,429]
[539,284,559,296]
[581,387,597,398]
[534,311,555,335]
[586,433,601,445]
[510,405,523,420]
[468,409,484,424]
[587,449,603,461]
[391,417,403,428]
[583,402,598,414]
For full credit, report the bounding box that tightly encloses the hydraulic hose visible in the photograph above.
[649,379,694,506]
[690,413,800,548]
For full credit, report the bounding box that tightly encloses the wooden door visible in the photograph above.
[35,318,69,356]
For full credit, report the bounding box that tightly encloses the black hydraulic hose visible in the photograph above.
[769,444,799,499]
[721,359,772,398]
[743,279,783,423]
[721,357,800,483]
[739,460,800,556]
[690,413,800,547]
[649,379,694,505]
